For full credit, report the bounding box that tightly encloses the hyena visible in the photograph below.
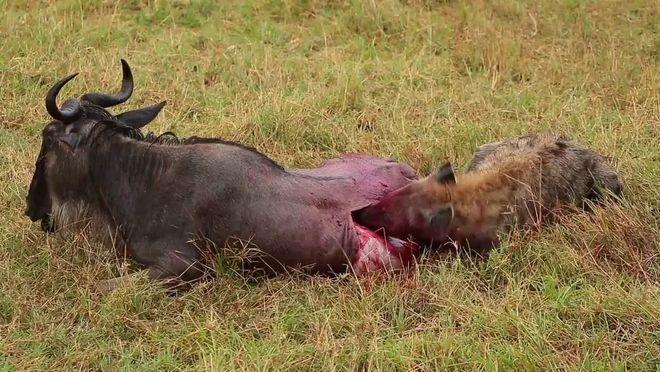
[353,132,623,250]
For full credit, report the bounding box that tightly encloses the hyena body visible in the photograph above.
[353,132,623,250]
[467,132,623,207]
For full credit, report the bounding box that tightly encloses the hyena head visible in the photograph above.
[352,162,457,242]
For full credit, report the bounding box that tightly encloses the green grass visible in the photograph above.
[1,0,659,370]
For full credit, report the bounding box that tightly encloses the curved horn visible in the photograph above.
[45,73,82,122]
[80,59,134,108]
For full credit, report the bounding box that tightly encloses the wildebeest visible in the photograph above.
[353,132,623,251]
[25,60,419,291]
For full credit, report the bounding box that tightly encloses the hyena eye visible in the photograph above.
[429,206,454,230]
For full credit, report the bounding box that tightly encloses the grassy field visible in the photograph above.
[1,0,659,370]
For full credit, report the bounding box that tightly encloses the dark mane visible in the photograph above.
[88,119,144,146]
[150,133,286,171]
[80,102,116,120]
[143,132,227,146]
[89,120,284,171]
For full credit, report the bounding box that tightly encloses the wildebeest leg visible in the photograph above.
[96,263,208,295]
[147,255,209,294]
[94,266,178,294]
[96,271,148,294]
[129,239,210,293]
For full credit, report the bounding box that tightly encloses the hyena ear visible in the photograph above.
[429,205,454,232]
[429,162,456,185]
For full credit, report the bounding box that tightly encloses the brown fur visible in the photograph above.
[353,132,624,250]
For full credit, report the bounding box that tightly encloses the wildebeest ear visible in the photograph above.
[116,101,167,128]
[429,205,454,232]
[429,162,456,184]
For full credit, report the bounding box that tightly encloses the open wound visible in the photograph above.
[353,224,419,275]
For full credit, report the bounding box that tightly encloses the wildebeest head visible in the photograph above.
[25,59,166,231]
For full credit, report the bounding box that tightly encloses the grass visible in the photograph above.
[1,0,659,370]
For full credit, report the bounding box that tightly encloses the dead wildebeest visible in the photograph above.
[25,60,420,292]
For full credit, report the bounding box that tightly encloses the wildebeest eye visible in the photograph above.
[59,132,79,148]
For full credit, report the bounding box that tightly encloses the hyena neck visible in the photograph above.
[447,170,518,241]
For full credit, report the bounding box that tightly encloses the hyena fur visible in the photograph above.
[353,132,624,250]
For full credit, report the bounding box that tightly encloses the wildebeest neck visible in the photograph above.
[85,128,288,234]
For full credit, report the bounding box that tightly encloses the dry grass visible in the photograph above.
[1,0,659,370]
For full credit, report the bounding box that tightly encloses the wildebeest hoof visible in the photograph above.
[96,272,145,294]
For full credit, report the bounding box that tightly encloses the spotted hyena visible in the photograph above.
[353,132,623,250]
